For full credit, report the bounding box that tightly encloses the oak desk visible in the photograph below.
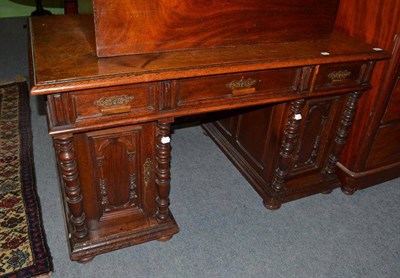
[29,15,389,262]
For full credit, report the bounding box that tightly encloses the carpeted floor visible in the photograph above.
[1,17,400,278]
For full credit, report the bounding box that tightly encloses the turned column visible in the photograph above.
[324,91,362,193]
[155,119,174,221]
[54,135,88,239]
[264,99,306,209]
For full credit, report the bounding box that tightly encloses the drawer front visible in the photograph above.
[70,83,156,122]
[314,62,367,91]
[176,68,301,106]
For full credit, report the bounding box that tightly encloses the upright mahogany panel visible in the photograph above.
[93,0,340,57]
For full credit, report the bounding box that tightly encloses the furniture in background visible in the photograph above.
[28,1,389,262]
[333,0,400,194]
[32,0,78,15]
[63,0,78,14]
[31,0,51,16]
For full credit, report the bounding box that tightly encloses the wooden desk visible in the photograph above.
[28,15,389,262]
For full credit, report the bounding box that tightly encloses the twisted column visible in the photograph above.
[54,136,88,239]
[272,99,306,192]
[324,91,362,176]
[264,99,306,210]
[155,119,173,221]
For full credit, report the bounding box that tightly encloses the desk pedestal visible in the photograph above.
[203,93,358,209]
[53,121,178,262]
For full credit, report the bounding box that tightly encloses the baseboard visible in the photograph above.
[336,161,400,194]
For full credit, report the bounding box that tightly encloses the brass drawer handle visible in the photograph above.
[226,77,258,96]
[94,95,135,115]
[328,70,352,83]
[226,77,258,90]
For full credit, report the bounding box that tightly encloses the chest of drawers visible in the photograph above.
[334,0,400,192]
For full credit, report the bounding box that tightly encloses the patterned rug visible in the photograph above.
[0,80,52,277]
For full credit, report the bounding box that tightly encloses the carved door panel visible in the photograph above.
[74,123,157,231]
[288,96,343,178]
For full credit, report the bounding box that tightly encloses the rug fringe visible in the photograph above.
[0,75,27,86]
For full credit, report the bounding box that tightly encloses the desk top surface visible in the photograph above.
[29,15,389,96]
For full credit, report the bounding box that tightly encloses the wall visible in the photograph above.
[0,0,93,18]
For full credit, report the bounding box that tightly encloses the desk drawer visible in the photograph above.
[176,68,300,106]
[70,83,156,123]
[314,62,367,91]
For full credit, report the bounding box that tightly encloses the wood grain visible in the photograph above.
[93,0,340,56]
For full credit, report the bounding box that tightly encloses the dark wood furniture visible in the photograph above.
[29,3,388,263]
[334,0,400,193]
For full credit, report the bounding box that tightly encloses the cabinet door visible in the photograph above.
[289,96,343,178]
[74,123,157,233]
